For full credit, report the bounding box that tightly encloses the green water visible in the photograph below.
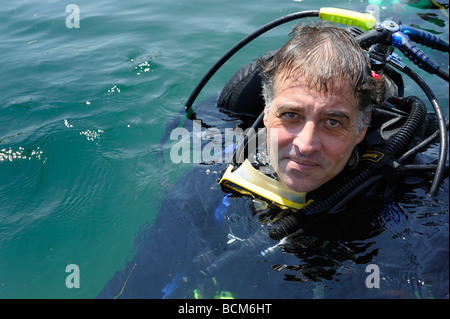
[0,0,448,298]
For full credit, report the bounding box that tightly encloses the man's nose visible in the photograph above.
[292,121,321,155]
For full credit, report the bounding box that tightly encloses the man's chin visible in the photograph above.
[280,176,315,194]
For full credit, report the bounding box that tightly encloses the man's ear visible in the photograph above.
[357,126,367,144]
[356,110,372,144]
[263,106,269,127]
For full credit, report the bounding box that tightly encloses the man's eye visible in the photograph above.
[326,119,340,127]
[282,112,298,119]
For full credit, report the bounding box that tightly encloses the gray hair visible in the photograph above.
[259,23,386,131]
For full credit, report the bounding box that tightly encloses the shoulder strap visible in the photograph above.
[217,51,276,119]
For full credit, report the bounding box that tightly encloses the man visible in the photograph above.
[259,24,386,193]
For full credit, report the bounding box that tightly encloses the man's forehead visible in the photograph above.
[275,71,354,95]
[273,74,359,109]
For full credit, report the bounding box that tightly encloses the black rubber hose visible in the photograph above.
[384,96,428,155]
[267,166,375,240]
[184,10,320,119]
[399,66,448,196]
[403,164,449,173]
[384,65,405,97]
[356,27,390,50]
[436,67,450,82]
[267,96,428,240]
[399,120,449,164]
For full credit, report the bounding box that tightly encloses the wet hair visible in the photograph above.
[259,23,386,131]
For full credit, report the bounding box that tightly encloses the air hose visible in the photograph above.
[184,10,320,119]
[267,96,428,240]
[386,54,448,196]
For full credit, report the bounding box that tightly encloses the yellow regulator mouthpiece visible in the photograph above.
[219,159,311,210]
[319,7,376,31]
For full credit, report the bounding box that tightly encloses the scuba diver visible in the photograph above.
[98,7,448,299]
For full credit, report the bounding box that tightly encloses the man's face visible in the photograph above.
[264,76,367,193]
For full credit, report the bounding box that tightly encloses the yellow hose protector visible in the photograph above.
[219,159,312,210]
[319,7,376,31]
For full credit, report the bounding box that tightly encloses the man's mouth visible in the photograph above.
[286,157,320,172]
